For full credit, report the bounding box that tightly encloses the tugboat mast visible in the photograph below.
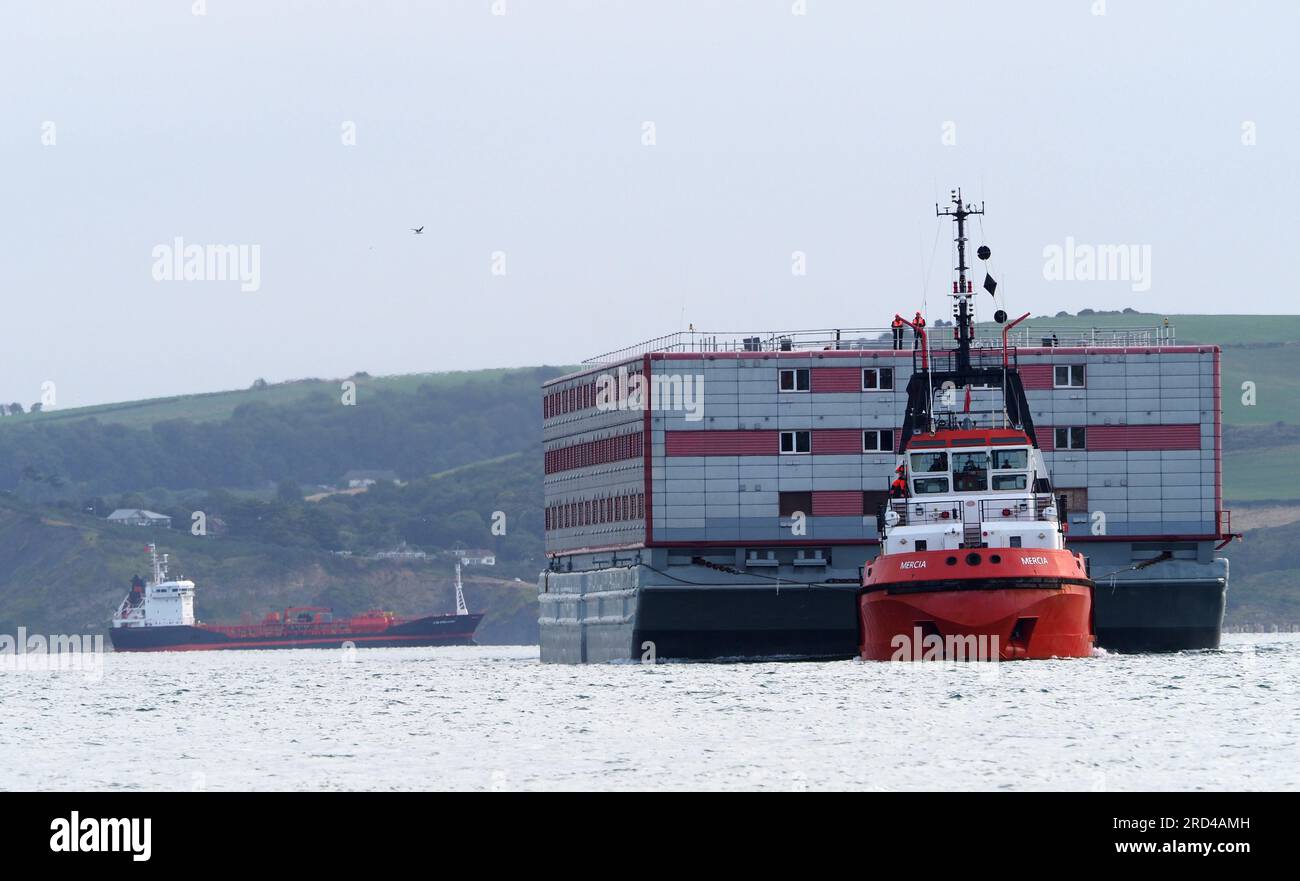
[936,188,984,372]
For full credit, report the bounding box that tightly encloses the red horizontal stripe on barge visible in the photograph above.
[1018,364,1055,390]
[665,430,778,456]
[660,425,1202,456]
[811,429,862,454]
[810,367,862,393]
[811,490,864,516]
[666,428,902,456]
[1040,423,1202,451]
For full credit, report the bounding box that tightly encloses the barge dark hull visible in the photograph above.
[1092,579,1226,652]
[634,586,858,662]
[539,575,860,664]
[109,613,483,652]
[538,559,1225,662]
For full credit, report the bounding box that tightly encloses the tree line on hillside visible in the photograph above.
[71,452,545,561]
[1048,308,1142,317]
[0,369,561,496]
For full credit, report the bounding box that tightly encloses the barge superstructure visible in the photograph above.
[539,194,1229,662]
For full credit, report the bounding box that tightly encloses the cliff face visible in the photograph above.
[0,504,540,645]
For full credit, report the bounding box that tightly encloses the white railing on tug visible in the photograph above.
[976,497,1060,524]
[584,324,1177,365]
[885,494,1060,527]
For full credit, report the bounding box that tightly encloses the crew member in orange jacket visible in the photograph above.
[889,465,908,498]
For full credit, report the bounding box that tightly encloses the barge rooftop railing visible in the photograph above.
[583,324,1177,365]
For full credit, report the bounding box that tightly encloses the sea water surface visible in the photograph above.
[4,634,1298,791]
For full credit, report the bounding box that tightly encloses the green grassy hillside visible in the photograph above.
[0,367,570,495]
[0,368,558,643]
[1224,444,1300,503]
[1219,345,1300,427]
[1221,520,1300,627]
[0,367,576,432]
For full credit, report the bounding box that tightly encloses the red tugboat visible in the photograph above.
[859,190,1094,661]
[110,546,483,652]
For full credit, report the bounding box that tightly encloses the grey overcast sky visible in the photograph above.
[2,1,1295,408]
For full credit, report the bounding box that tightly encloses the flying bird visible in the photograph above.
[411,226,424,235]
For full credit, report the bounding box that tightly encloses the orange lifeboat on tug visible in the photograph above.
[859,190,1094,661]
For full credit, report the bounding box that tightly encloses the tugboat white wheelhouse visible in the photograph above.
[860,191,1094,661]
[538,191,1231,663]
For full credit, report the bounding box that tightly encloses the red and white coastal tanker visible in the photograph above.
[859,191,1094,661]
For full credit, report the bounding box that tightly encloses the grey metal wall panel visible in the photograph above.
[551,348,1220,555]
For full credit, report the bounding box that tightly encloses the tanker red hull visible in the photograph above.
[110,612,483,652]
[859,548,1094,661]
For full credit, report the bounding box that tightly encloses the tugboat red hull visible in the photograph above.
[859,549,1094,661]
